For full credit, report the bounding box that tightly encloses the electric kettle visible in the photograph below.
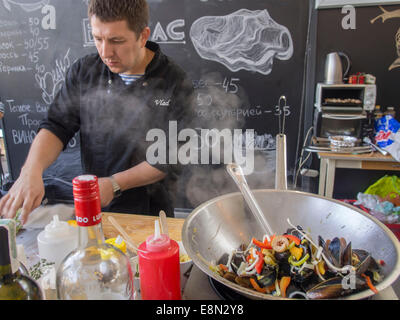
[324,52,351,84]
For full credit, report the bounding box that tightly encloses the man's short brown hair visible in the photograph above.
[88,0,149,37]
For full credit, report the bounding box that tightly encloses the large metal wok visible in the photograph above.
[182,133,400,300]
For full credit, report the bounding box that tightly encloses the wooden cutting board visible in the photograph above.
[102,212,185,245]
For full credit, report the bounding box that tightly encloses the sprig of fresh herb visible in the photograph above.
[29,259,55,280]
[14,208,23,233]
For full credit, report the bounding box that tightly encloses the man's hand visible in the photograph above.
[0,168,44,224]
[98,177,114,208]
[0,129,64,224]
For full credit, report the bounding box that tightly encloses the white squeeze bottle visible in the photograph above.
[37,214,78,270]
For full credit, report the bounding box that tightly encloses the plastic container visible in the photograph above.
[374,105,383,120]
[178,241,193,292]
[138,220,181,300]
[37,215,78,270]
[384,106,396,119]
[105,235,127,254]
[329,135,357,152]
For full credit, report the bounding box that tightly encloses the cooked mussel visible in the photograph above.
[274,250,290,263]
[291,266,314,285]
[223,272,237,282]
[234,275,252,289]
[257,268,276,288]
[306,277,351,299]
[352,249,372,275]
[285,226,306,240]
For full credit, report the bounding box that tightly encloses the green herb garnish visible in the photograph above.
[29,259,55,280]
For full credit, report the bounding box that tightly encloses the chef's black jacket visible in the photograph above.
[39,41,195,216]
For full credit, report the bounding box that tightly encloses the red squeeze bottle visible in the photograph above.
[138,220,181,300]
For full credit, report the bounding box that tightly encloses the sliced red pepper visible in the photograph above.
[250,278,267,293]
[361,273,378,294]
[255,251,264,274]
[219,264,228,272]
[264,234,275,246]
[246,249,256,263]
[283,234,301,246]
[252,237,272,249]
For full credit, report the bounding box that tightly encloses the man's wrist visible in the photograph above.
[21,163,44,177]
[109,175,122,198]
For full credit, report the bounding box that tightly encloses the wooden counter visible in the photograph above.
[102,212,186,246]
[317,151,400,198]
[16,211,186,270]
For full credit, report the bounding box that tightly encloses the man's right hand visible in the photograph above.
[0,129,64,224]
[0,167,45,225]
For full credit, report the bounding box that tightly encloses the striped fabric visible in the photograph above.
[119,73,144,85]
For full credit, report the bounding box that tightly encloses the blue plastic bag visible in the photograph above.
[375,115,400,161]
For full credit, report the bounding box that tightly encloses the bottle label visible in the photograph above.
[76,212,102,227]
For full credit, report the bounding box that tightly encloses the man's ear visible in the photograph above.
[140,27,151,47]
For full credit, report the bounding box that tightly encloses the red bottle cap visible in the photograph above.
[72,175,102,227]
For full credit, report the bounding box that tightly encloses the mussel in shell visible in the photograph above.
[216,227,384,299]
[352,249,372,275]
[257,268,276,288]
[306,277,351,299]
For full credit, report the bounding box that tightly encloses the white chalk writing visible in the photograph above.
[18,113,41,128]
[12,129,36,145]
[151,19,186,44]
[6,99,31,113]
[34,48,71,105]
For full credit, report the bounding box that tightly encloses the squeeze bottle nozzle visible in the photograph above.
[154,220,161,240]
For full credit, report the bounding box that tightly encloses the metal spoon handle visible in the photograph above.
[226,163,274,237]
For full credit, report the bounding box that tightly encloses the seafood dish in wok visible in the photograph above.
[215,219,384,299]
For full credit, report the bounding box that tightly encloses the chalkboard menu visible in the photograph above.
[0,0,93,188]
[0,0,310,207]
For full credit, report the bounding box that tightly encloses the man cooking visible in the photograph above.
[0,0,194,223]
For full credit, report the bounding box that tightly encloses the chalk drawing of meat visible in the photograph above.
[190,9,294,75]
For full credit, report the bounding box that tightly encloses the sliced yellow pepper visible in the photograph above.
[290,246,303,261]
[317,260,326,275]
